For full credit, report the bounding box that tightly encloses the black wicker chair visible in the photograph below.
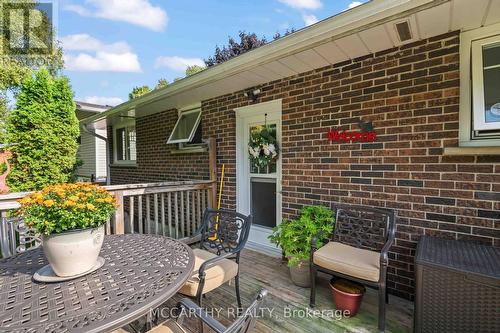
[180,208,252,309]
[309,204,395,333]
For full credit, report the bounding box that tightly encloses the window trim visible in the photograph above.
[459,23,500,147]
[166,108,202,144]
[471,35,500,131]
[112,119,137,166]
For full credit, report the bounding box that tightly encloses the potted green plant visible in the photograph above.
[18,183,117,277]
[269,205,334,287]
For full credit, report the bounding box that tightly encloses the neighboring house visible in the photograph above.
[81,0,500,300]
[76,101,110,183]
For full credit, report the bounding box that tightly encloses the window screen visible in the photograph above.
[167,109,202,144]
[251,178,276,229]
[115,125,136,161]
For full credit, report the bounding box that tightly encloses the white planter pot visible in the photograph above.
[42,224,105,277]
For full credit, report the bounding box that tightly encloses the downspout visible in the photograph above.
[80,124,111,185]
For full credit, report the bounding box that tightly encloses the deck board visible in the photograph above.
[135,249,413,333]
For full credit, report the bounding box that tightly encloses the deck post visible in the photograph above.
[113,190,125,234]
[208,137,217,208]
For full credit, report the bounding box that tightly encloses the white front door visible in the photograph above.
[235,100,282,256]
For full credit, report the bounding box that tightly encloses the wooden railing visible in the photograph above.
[0,180,216,239]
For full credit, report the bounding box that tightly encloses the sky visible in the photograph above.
[58,0,366,106]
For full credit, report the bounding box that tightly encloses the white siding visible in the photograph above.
[77,130,96,178]
[95,128,107,178]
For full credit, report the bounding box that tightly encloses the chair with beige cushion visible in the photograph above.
[181,208,252,309]
[309,204,395,333]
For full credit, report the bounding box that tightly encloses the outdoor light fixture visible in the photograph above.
[244,89,261,102]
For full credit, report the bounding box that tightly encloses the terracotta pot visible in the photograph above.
[289,259,311,287]
[330,279,366,317]
[42,225,104,277]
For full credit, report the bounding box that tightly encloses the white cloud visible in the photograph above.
[64,52,141,72]
[61,34,130,53]
[82,96,124,106]
[348,1,363,9]
[62,34,141,72]
[302,14,318,26]
[64,0,168,32]
[278,0,322,10]
[155,56,205,72]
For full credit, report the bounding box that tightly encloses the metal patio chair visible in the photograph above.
[309,204,395,333]
[114,290,267,333]
[180,208,252,309]
[0,216,41,258]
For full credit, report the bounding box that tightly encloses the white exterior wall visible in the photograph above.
[76,129,107,180]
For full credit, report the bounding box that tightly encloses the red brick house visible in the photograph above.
[81,0,500,300]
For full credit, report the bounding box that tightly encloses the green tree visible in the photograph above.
[204,29,295,67]
[155,78,168,89]
[0,0,64,143]
[128,85,151,100]
[185,65,205,76]
[6,69,79,192]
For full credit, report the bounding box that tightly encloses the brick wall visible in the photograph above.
[111,31,500,300]
[108,109,210,184]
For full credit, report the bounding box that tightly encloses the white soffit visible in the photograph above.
[294,49,331,68]
[358,25,395,53]
[484,0,500,26]
[451,0,491,31]
[334,33,371,58]
[278,55,313,74]
[261,61,297,77]
[251,64,285,82]
[416,2,451,39]
[313,41,349,64]
[84,0,500,126]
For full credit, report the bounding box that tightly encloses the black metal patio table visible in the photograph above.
[0,234,195,333]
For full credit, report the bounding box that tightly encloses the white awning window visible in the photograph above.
[167,108,202,144]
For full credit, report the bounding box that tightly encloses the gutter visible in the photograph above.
[80,0,446,126]
[80,124,111,185]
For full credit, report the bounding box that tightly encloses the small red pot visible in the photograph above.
[330,279,366,317]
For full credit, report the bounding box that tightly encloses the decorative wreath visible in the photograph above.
[248,126,279,169]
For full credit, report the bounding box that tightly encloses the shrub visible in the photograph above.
[269,205,334,267]
[6,69,80,191]
[18,183,117,235]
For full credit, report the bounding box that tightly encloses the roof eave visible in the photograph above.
[80,0,445,126]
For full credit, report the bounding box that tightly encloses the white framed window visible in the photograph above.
[471,35,500,131]
[459,23,500,147]
[113,120,136,164]
[167,107,202,145]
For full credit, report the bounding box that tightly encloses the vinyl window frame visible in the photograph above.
[112,119,137,165]
[459,23,500,147]
[166,108,202,145]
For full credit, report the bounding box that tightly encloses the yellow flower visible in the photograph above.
[69,195,79,202]
[76,203,85,209]
[96,198,105,203]
[85,192,93,197]
[104,197,114,203]
[64,200,76,206]
[43,200,55,207]
[86,203,95,210]
[44,221,49,225]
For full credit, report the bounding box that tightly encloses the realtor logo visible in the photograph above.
[328,120,377,143]
[0,0,56,56]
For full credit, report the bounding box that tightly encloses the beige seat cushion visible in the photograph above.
[179,248,238,296]
[147,320,187,333]
[313,242,380,282]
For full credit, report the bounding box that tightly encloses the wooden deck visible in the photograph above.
[149,249,413,333]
